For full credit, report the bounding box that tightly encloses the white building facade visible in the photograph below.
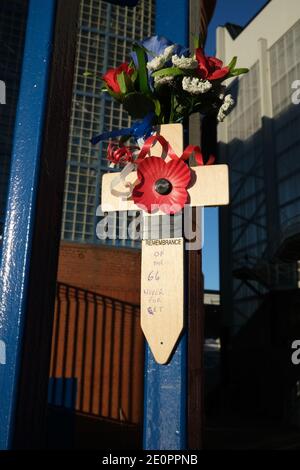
[217,0,300,336]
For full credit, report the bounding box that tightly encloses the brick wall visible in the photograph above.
[50,242,144,424]
[57,242,141,304]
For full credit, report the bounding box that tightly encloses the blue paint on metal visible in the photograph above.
[155,0,189,46]
[143,0,190,451]
[143,341,187,450]
[0,0,56,449]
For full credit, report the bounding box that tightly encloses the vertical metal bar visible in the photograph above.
[187,235,205,449]
[71,287,80,410]
[0,0,56,449]
[187,0,205,450]
[99,298,107,416]
[128,306,136,423]
[89,293,98,414]
[108,299,116,418]
[118,304,125,420]
[50,284,61,405]
[79,291,89,412]
[61,285,70,407]
[11,0,79,449]
[143,0,189,451]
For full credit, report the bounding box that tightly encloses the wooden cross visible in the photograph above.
[101,124,229,364]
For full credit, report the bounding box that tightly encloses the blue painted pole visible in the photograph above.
[143,0,190,451]
[0,0,56,449]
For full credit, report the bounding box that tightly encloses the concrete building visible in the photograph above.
[61,0,155,245]
[217,0,300,422]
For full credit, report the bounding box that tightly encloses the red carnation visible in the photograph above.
[103,63,134,93]
[132,157,191,215]
[195,48,229,81]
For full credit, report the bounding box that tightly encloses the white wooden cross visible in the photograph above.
[101,124,229,364]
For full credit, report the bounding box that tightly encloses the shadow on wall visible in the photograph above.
[215,97,300,432]
[47,283,144,449]
[223,289,300,424]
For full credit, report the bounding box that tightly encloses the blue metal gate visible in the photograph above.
[0,0,191,450]
[143,0,190,451]
[0,0,56,449]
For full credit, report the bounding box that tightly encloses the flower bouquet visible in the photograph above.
[89,35,248,214]
[90,35,248,126]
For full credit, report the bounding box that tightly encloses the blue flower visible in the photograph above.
[131,35,188,68]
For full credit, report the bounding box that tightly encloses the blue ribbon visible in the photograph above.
[90,112,155,145]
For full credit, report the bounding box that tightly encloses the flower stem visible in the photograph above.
[169,93,175,123]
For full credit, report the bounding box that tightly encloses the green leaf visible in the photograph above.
[152,67,186,78]
[133,44,150,95]
[153,99,161,118]
[83,71,94,77]
[227,56,237,71]
[83,70,103,79]
[230,67,249,76]
[193,34,200,50]
[116,71,134,94]
[117,72,127,94]
[169,93,176,123]
[131,69,138,83]
[123,92,155,119]
[104,86,122,101]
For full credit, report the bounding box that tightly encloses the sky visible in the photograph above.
[202,0,269,291]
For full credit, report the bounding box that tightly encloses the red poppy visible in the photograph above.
[195,48,229,81]
[132,156,191,215]
[102,63,134,93]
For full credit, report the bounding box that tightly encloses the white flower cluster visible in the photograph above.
[154,75,174,86]
[217,94,235,122]
[171,54,198,70]
[147,45,176,72]
[182,76,212,94]
[218,85,226,101]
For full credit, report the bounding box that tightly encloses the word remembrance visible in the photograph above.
[91,35,248,363]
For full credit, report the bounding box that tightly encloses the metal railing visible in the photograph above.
[49,283,144,424]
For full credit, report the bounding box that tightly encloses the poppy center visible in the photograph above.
[155,178,172,195]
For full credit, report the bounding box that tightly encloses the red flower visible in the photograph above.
[103,63,134,93]
[195,48,229,81]
[132,157,191,215]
